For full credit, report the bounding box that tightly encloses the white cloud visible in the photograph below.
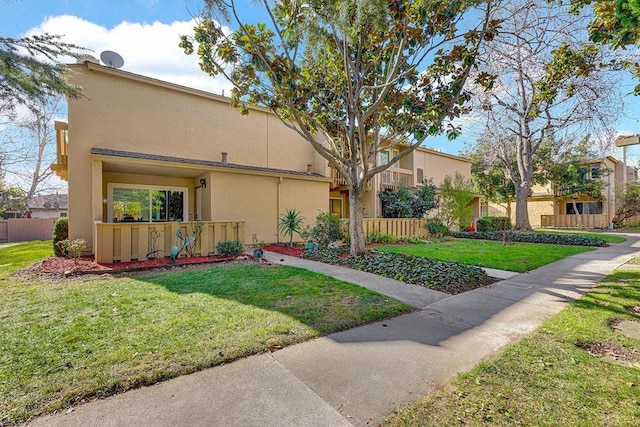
[25,15,233,96]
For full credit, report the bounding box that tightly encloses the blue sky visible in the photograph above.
[2,0,640,161]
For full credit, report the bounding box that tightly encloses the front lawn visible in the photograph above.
[376,239,595,272]
[0,243,411,424]
[384,270,640,426]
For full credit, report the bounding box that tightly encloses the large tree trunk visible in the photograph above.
[514,185,531,230]
[349,185,366,256]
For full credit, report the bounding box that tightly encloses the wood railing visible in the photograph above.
[380,168,413,190]
[361,218,429,239]
[540,214,608,229]
[329,166,373,190]
[94,221,246,263]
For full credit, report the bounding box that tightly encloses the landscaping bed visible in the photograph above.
[451,230,607,247]
[301,248,494,294]
[39,254,241,275]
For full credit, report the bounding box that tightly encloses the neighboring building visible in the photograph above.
[27,193,68,218]
[487,156,638,228]
[53,62,479,262]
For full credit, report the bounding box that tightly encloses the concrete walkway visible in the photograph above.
[27,234,640,427]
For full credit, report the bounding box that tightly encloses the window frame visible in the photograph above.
[107,183,188,223]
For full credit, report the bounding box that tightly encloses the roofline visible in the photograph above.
[415,145,471,163]
[68,62,273,115]
[90,148,330,182]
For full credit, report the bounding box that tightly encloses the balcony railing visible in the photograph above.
[51,121,68,180]
[540,214,608,229]
[329,166,372,190]
[380,168,412,190]
[94,220,246,263]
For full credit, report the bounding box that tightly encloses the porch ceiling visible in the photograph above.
[100,159,205,178]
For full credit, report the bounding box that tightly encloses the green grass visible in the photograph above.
[535,228,627,244]
[377,239,595,272]
[0,240,53,280]
[0,242,412,424]
[384,270,640,426]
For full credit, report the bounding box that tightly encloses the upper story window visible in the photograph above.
[589,164,601,179]
[381,149,400,168]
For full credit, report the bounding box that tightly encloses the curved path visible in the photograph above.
[27,234,640,427]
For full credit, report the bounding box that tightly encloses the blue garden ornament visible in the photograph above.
[170,229,195,261]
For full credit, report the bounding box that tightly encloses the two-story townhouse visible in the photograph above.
[487,156,638,229]
[329,145,481,222]
[53,61,329,262]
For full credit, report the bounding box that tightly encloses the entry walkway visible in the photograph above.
[27,235,640,427]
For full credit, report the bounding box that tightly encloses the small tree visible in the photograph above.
[612,182,640,226]
[439,172,476,230]
[378,179,439,218]
[0,180,25,217]
[278,208,305,245]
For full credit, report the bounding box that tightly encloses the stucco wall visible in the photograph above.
[412,148,472,187]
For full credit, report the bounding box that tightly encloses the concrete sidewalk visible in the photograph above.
[27,234,640,427]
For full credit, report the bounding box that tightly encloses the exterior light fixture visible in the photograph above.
[199,178,207,188]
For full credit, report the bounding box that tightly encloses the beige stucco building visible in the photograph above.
[53,62,479,262]
[488,156,638,229]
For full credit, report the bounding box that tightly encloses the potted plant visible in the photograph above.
[252,233,264,259]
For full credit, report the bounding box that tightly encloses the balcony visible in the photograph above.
[50,121,68,180]
[380,167,413,191]
[329,166,372,190]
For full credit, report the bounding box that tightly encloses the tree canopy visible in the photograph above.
[182,0,497,254]
[0,34,83,118]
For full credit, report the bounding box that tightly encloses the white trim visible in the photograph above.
[107,183,188,223]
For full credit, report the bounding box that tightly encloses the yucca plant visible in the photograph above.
[279,208,305,246]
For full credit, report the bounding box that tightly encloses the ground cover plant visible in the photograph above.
[0,242,411,424]
[301,249,492,293]
[377,239,595,273]
[534,228,627,244]
[452,231,607,247]
[384,269,640,426]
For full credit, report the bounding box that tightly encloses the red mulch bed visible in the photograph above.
[42,255,240,274]
[264,242,410,258]
[264,244,305,257]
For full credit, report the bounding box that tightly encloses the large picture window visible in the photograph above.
[108,184,187,223]
[565,201,603,215]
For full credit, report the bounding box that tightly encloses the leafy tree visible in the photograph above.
[1,34,83,118]
[564,0,640,93]
[612,181,640,226]
[0,180,25,217]
[438,172,476,229]
[470,0,621,230]
[378,179,438,218]
[181,0,498,255]
[549,161,607,228]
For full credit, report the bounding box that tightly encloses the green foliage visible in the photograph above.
[56,238,87,268]
[451,231,607,247]
[181,0,497,255]
[52,217,68,257]
[302,249,489,293]
[311,212,345,249]
[613,181,640,226]
[278,208,305,244]
[438,172,476,229]
[365,232,397,245]
[0,181,25,216]
[215,239,244,257]
[476,216,511,232]
[424,218,450,238]
[378,179,439,218]
[0,35,84,117]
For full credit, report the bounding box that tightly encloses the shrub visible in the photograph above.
[451,231,607,247]
[216,240,244,256]
[366,232,397,244]
[424,218,450,238]
[56,238,87,269]
[311,212,345,248]
[278,208,305,245]
[52,217,69,257]
[477,216,511,232]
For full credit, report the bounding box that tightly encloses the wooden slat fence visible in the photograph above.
[359,218,429,239]
[0,218,57,243]
[94,221,246,263]
[540,214,608,229]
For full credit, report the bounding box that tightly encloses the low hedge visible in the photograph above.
[476,216,511,232]
[451,231,607,247]
[301,249,490,293]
